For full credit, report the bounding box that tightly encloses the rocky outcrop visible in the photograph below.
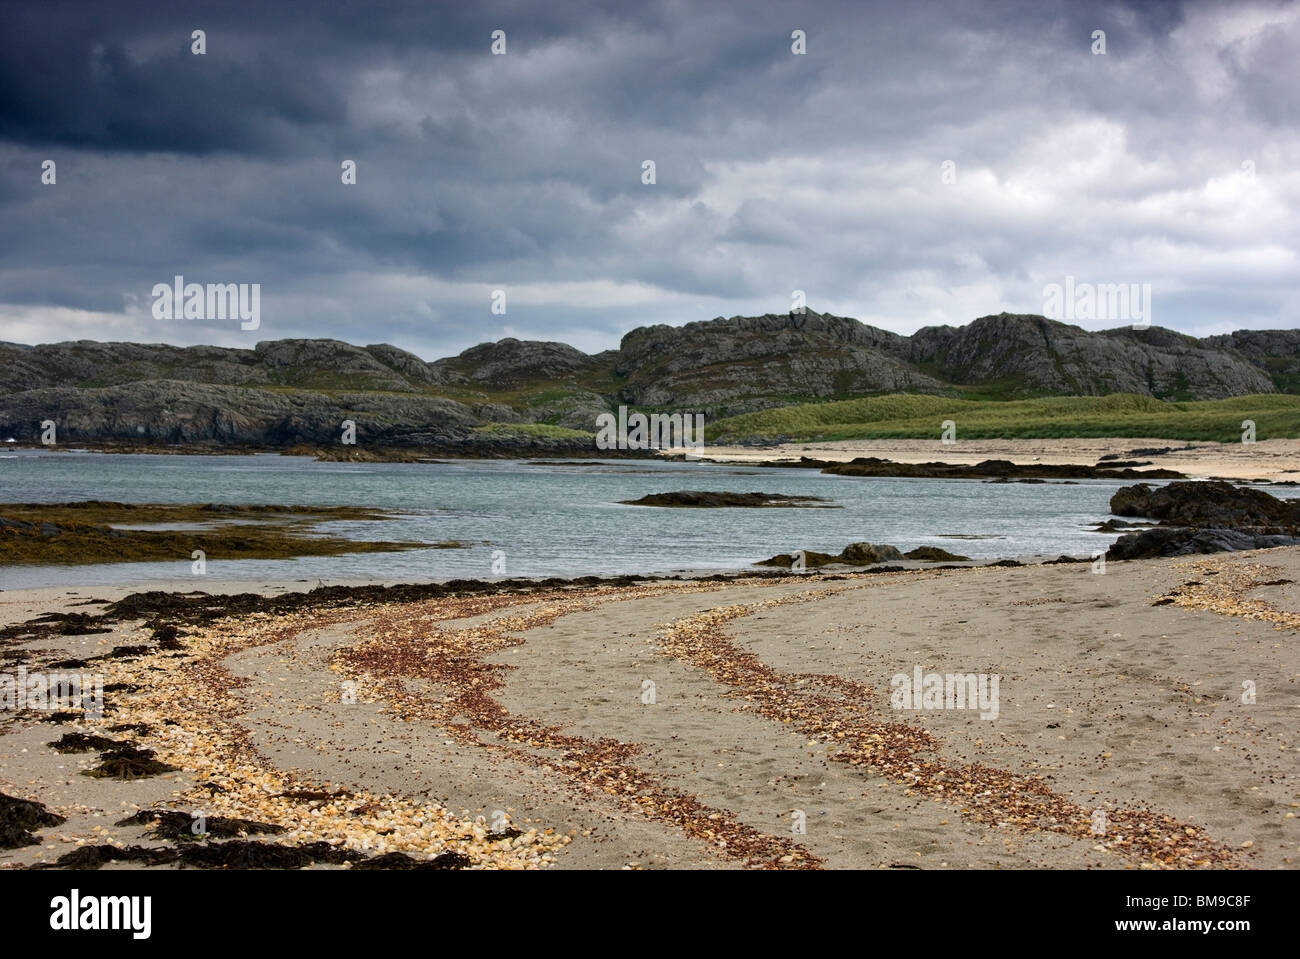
[1200,330,1300,391]
[1105,481,1300,558]
[908,314,1275,399]
[0,338,446,394]
[838,542,905,564]
[903,546,970,561]
[0,381,480,447]
[3,308,1298,451]
[250,339,419,391]
[430,338,602,389]
[1106,527,1300,560]
[757,549,842,569]
[1093,519,1150,532]
[614,311,950,417]
[522,389,617,431]
[0,500,439,565]
[820,457,1182,480]
[758,542,904,567]
[1109,481,1300,527]
[2,313,1291,410]
[618,491,833,508]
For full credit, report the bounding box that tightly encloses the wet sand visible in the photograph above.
[2,551,1297,870]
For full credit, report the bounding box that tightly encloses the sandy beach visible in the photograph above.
[2,549,1296,870]
[701,438,1300,483]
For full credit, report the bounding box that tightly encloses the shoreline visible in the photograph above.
[2,551,1296,869]
[0,559,1037,617]
[8,436,1300,482]
[697,437,1300,482]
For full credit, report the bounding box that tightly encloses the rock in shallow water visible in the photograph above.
[902,546,971,562]
[619,490,833,508]
[1109,481,1300,527]
[1104,480,1300,558]
[757,541,909,567]
[839,542,904,564]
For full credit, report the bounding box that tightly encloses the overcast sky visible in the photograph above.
[1,0,1296,359]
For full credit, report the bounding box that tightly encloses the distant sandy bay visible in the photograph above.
[2,546,1297,870]
[703,437,1300,482]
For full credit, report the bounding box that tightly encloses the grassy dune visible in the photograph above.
[708,393,1300,443]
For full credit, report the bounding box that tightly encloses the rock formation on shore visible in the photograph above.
[814,457,1182,481]
[1106,481,1300,559]
[618,491,835,508]
[757,542,971,568]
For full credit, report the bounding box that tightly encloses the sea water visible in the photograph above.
[1,449,1270,588]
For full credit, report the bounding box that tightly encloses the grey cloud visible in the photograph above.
[0,0,1296,358]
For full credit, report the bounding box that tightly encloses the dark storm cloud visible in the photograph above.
[0,0,678,155]
[0,0,1296,357]
[0,19,338,154]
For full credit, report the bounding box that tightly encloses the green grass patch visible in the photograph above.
[708,393,1300,443]
[473,422,594,440]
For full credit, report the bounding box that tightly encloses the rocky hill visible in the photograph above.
[0,339,448,394]
[1,310,1297,451]
[1201,330,1300,393]
[614,312,947,415]
[906,314,1276,400]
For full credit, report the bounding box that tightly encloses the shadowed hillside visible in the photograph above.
[3,310,1299,450]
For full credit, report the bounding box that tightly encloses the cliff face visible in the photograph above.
[1201,330,1300,392]
[0,310,1294,449]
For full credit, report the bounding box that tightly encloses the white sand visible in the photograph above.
[698,437,1300,482]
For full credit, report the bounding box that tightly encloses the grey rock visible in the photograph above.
[4,308,1300,451]
[1109,481,1300,527]
[430,338,600,389]
[615,311,950,417]
[0,381,481,447]
[838,542,905,564]
[910,314,1274,399]
[1107,526,1300,559]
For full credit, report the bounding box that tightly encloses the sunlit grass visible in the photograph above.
[709,393,1300,443]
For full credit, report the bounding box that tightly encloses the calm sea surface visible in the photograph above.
[0,449,1270,588]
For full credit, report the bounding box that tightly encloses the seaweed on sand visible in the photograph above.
[47,732,126,753]
[116,810,284,840]
[0,793,65,849]
[82,743,179,780]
